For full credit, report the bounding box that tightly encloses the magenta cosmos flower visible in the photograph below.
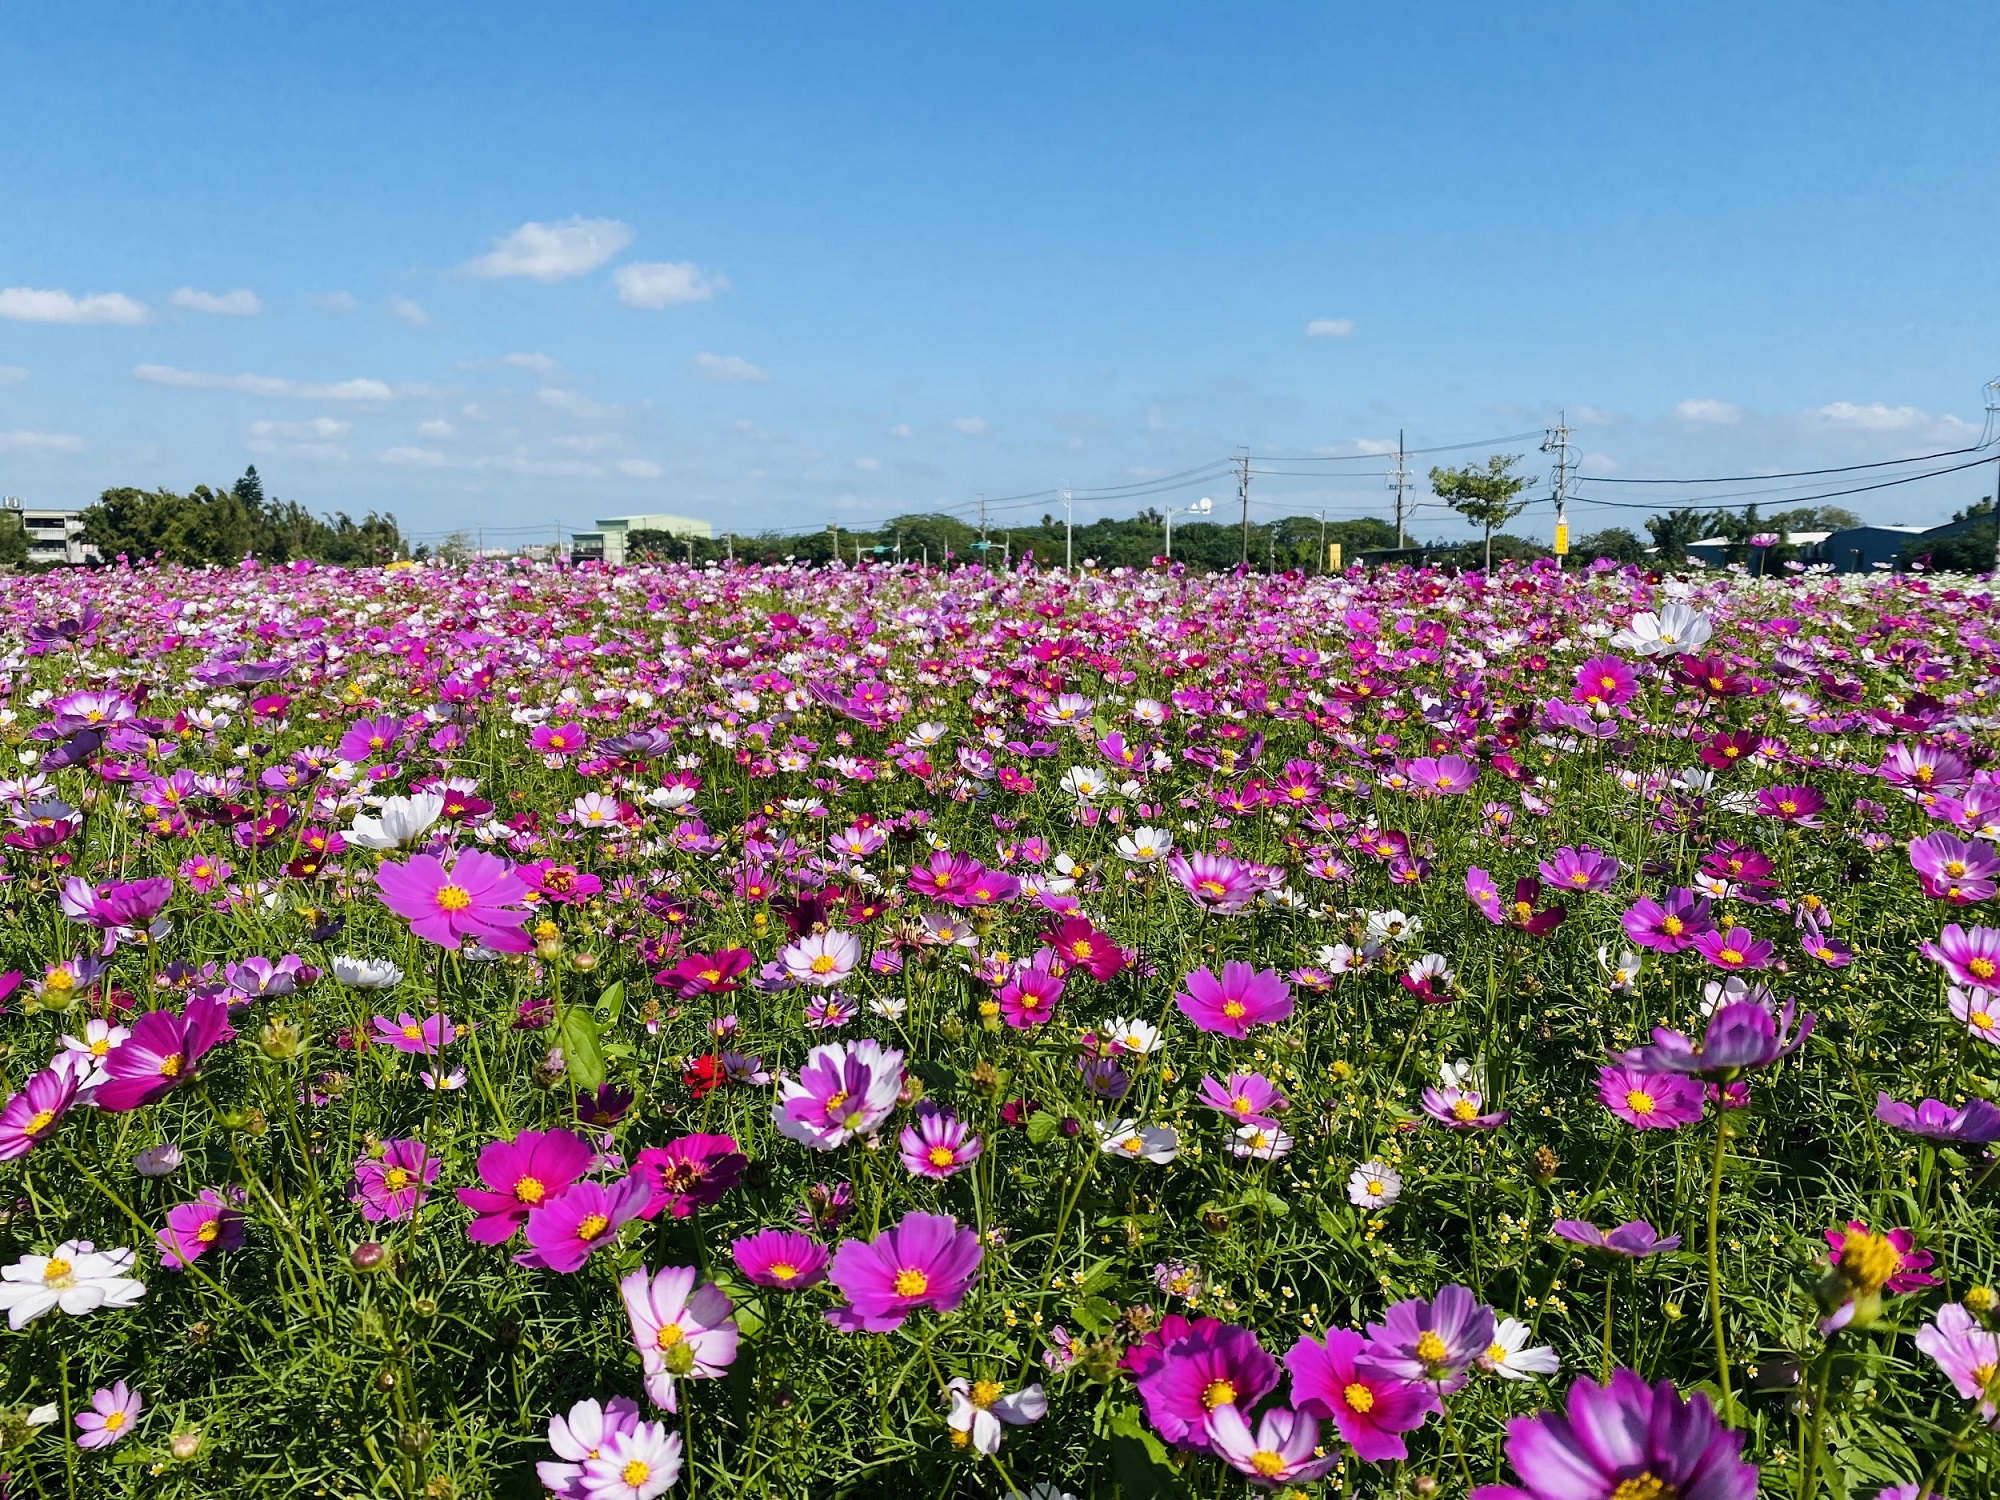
[1922,923,2000,990]
[1167,851,1258,914]
[997,967,1065,1027]
[1197,1071,1288,1129]
[620,1264,740,1412]
[518,1174,652,1273]
[772,1038,905,1150]
[1874,1092,2000,1145]
[825,1211,983,1333]
[1422,1086,1508,1131]
[1691,926,1774,972]
[1620,888,1713,954]
[1402,754,1479,796]
[156,1188,248,1270]
[1471,1370,1757,1500]
[95,994,234,1112]
[1910,833,2000,904]
[374,848,532,953]
[1821,1222,1938,1332]
[1287,1327,1438,1461]
[1175,963,1294,1040]
[351,1138,440,1222]
[456,1128,594,1245]
[1356,1284,1494,1393]
[898,1104,981,1179]
[1597,1065,1704,1130]
[1552,1220,1682,1258]
[731,1228,830,1291]
[75,1381,142,1450]
[1613,998,1814,1080]
[371,1011,457,1056]
[1538,845,1620,895]
[1756,784,1826,826]
[1133,1320,1280,1452]
[634,1134,746,1220]
[58,875,172,933]
[0,1066,79,1159]
[1573,655,1637,708]
[1040,917,1127,981]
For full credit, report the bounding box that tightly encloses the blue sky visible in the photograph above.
[2,2,1996,548]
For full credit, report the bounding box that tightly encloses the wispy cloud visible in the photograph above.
[503,352,559,375]
[950,416,989,435]
[618,458,663,478]
[1672,398,1741,426]
[0,430,83,453]
[690,353,769,384]
[389,297,430,328]
[1305,317,1355,338]
[248,417,351,462]
[416,419,456,439]
[0,367,25,385]
[381,446,447,467]
[135,364,395,401]
[464,217,633,281]
[307,291,358,313]
[0,287,148,324]
[1814,400,1970,434]
[172,287,261,316]
[616,261,725,308]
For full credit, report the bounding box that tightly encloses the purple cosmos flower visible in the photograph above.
[58,875,173,933]
[1286,1327,1438,1461]
[996,967,1064,1028]
[75,1381,142,1449]
[1167,850,1258,914]
[372,1011,457,1056]
[1175,962,1295,1039]
[1691,926,1774,973]
[825,1211,983,1333]
[1196,1071,1288,1129]
[1874,1092,2000,1144]
[351,1138,440,1222]
[1799,916,1854,968]
[619,1264,740,1412]
[1910,833,2000,904]
[1356,1284,1494,1393]
[1757,784,1826,827]
[456,1128,594,1245]
[1923,923,2000,990]
[1596,1065,1705,1130]
[1402,754,1479,795]
[1620,888,1713,953]
[730,1229,830,1291]
[0,1066,79,1159]
[1820,1222,1939,1332]
[772,1038,905,1150]
[1552,1220,1682,1258]
[1538,845,1620,895]
[374,848,533,954]
[538,1396,642,1499]
[897,1103,981,1179]
[96,994,234,1112]
[1470,1370,1757,1500]
[1915,1303,2000,1423]
[1133,1320,1280,1452]
[1206,1404,1340,1487]
[634,1134,746,1220]
[517,1174,652,1273]
[1613,997,1814,1080]
[156,1188,248,1270]
[1421,1086,1508,1131]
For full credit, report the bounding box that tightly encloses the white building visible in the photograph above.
[569,513,713,565]
[2,498,98,566]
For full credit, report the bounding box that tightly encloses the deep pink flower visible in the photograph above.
[1175,963,1294,1039]
[0,1066,79,1159]
[825,1212,983,1333]
[997,966,1065,1027]
[1538,845,1619,895]
[1039,917,1126,981]
[1821,1221,1938,1331]
[1596,1065,1704,1130]
[1401,754,1479,796]
[652,949,755,998]
[1756,784,1825,827]
[1133,1320,1279,1452]
[1287,1327,1438,1461]
[456,1129,594,1245]
[1691,926,1774,973]
[96,994,234,1112]
[1196,1071,1287,1129]
[1614,997,1814,1080]
[634,1134,746,1219]
[1910,833,2000,903]
[156,1188,247,1270]
[1167,851,1257,914]
[351,1138,440,1222]
[372,1011,457,1056]
[731,1228,830,1291]
[517,1174,652,1273]
[1572,655,1636,708]
[374,848,532,953]
[1923,923,2000,990]
[1620,888,1713,953]
[897,1104,981,1179]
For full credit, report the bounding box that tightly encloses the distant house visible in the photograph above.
[2,499,98,566]
[1678,531,1830,568]
[569,512,713,565]
[1802,524,1930,573]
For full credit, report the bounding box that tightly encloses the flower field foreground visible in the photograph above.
[0,555,1994,1499]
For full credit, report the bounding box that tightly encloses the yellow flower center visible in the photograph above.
[514,1176,545,1205]
[24,1109,55,1136]
[1610,1476,1672,1500]
[1973,1010,1995,1030]
[197,1219,221,1244]
[1342,1382,1375,1413]
[810,955,837,974]
[621,1460,652,1487]
[1625,1090,1656,1116]
[1486,1341,1507,1363]
[45,971,73,992]
[1250,1451,1286,1478]
[43,1257,73,1286]
[1201,1378,1237,1410]
[1198,880,1226,898]
[1838,1230,1903,1296]
[1451,1099,1478,1121]
[434,885,472,912]
[383,1167,411,1192]
[103,1410,126,1431]
[158,1053,183,1079]
[655,1323,684,1349]
[1660,916,1684,937]
[575,1213,609,1241]
[1778,800,1798,815]
[1223,1000,1247,1018]
[970,1379,1003,1408]
[1512,901,1534,923]
[928,1145,957,1168]
[1718,947,1744,966]
[1971,958,1997,980]
[894,1268,930,1298]
[1947,860,1968,878]
[1415,1330,1449,1366]
[1231,1095,1253,1114]
[823,1090,849,1115]
[769,1262,798,1282]
[402,1025,422,1040]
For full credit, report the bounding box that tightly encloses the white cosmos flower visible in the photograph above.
[345,792,445,850]
[1103,1017,1164,1056]
[1596,945,1643,994]
[1364,909,1421,945]
[866,996,908,1021]
[1347,1160,1402,1207]
[1058,766,1111,800]
[1115,826,1173,863]
[946,1377,1047,1454]
[1480,1317,1561,1380]
[1230,1123,1292,1160]
[0,1241,146,1329]
[332,955,405,990]
[644,784,698,811]
[1610,602,1713,658]
[1095,1120,1179,1163]
[571,792,623,829]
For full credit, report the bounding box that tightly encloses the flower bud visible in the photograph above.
[350,1241,389,1272]
[169,1430,202,1461]
[398,1421,432,1454]
[257,1018,304,1063]
[1531,1144,1560,1184]
[570,950,599,972]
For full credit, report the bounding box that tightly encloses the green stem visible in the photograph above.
[1705,1116,1732,1411]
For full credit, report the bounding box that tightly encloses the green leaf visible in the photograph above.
[1236,1187,1289,1217]
[595,980,626,1025]
[1025,1109,1062,1146]
[1106,1404,1175,1469]
[560,1005,607,1091]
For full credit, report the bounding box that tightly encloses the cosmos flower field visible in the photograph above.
[0,552,1996,1500]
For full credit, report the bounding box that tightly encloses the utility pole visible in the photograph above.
[977,493,987,549]
[1987,380,2000,578]
[1389,430,1409,549]
[828,523,838,566]
[1317,509,1328,574]
[725,532,733,563]
[1061,488,1074,574]
[1541,410,1575,569]
[1236,450,1252,565]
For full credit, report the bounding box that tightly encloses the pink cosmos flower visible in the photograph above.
[1132,1319,1279,1452]
[74,1381,142,1449]
[58,875,173,933]
[1572,655,1636,708]
[0,1066,79,1159]
[1691,926,1774,972]
[619,1264,740,1411]
[772,1039,905,1149]
[1756,784,1825,827]
[1175,963,1294,1040]
[1206,1404,1340,1487]
[1923,924,2000,990]
[634,1134,746,1219]
[1422,1086,1508,1130]
[825,1212,983,1333]
[1287,1326,1438,1460]
[1821,1222,1938,1331]
[1910,833,2000,904]
[1874,1092,2000,1144]
[897,1104,981,1179]
[338,714,403,762]
[1614,997,1814,1080]
[538,1395,642,1499]
[1620,889,1713,953]
[456,1129,594,1245]
[1596,1065,1704,1130]
[1356,1283,1494,1393]
[1538,845,1619,895]
[1401,754,1479,796]
[156,1188,247,1270]
[372,1011,457,1055]
[652,948,755,998]
[997,966,1064,1027]
[731,1228,830,1291]
[1167,851,1257,914]
[374,848,532,953]
[1196,1071,1288,1129]
[528,722,588,758]
[1039,917,1126,981]
[95,994,234,1112]
[517,1174,652,1273]
[1915,1303,2000,1423]
[779,929,861,988]
[351,1138,439,1222]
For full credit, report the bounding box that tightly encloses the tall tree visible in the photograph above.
[233,465,265,508]
[1428,454,1531,571]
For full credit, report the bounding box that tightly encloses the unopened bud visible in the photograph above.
[257,1018,303,1063]
[968,1061,999,1096]
[1531,1144,1560,1184]
[169,1430,202,1461]
[350,1241,388,1272]
[570,950,598,972]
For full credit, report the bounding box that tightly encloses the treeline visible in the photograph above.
[77,469,404,568]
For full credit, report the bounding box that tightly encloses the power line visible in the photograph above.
[1567,452,1998,512]
[1247,429,1543,462]
[1575,440,1988,485]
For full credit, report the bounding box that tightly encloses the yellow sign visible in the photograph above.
[1553,523,1570,556]
[1326,542,1342,571]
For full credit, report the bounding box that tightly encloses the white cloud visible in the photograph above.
[416,419,456,439]
[889,423,912,438]
[172,287,261,316]
[249,417,352,441]
[1673,398,1741,426]
[615,261,725,308]
[950,416,989,435]
[618,458,663,478]
[389,297,430,328]
[0,367,25,385]
[464,217,633,281]
[538,387,625,418]
[382,446,447,467]
[1814,400,1965,433]
[1306,317,1355,338]
[556,434,621,454]
[0,431,83,454]
[135,364,394,402]
[307,291,358,313]
[854,456,881,472]
[1570,405,1620,427]
[690,353,769,384]
[0,287,148,324]
[503,352,559,375]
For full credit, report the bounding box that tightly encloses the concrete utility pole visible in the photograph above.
[1542,411,1575,569]
[977,493,987,549]
[1061,488,1074,574]
[1389,430,1410,549]
[828,524,839,565]
[1236,451,1252,565]
[1317,509,1328,574]
[725,532,733,562]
